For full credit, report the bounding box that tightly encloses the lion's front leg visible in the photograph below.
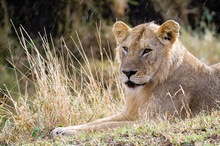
[50,112,136,137]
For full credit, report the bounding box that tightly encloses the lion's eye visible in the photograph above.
[142,48,152,56]
[122,46,128,53]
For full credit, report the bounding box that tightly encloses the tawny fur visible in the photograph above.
[50,20,220,137]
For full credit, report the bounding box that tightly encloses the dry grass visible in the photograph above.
[0,25,220,145]
[0,26,123,145]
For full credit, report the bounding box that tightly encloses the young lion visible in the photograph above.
[50,20,220,136]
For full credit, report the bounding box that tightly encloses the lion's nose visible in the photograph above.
[122,70,137,78]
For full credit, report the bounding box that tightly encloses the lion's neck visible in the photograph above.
[151,40,186,86]
[168,40,211,81]
[169,40,186,72]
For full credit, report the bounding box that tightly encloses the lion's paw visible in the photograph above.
[50,127,77,137]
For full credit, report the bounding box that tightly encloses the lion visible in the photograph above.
[50,20,220,136]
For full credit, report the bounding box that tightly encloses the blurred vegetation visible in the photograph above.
[0,0,219,105]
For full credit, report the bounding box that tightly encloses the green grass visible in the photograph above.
[0,25,220,145]
[22,111,220,145]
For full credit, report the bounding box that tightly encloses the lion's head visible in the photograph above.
[113,20,181,91]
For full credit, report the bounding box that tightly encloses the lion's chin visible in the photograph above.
[125,81,146,89]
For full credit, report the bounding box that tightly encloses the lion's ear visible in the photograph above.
[157,20,180,45]
[113,21,130,44]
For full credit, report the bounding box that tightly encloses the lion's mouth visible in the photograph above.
[125,81,146,88]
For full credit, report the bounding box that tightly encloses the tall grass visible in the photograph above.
[0,26,124,145]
